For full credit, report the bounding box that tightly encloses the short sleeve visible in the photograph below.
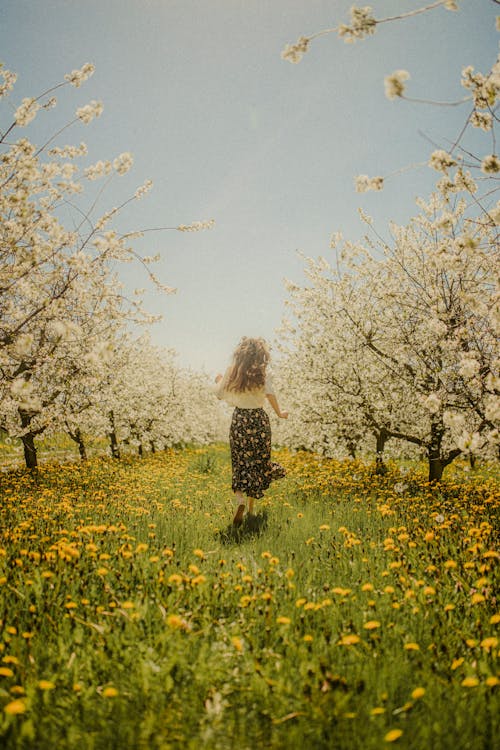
[264,370,275,395]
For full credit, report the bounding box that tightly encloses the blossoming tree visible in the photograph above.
[276,3,499,479]
[0,62,214,467]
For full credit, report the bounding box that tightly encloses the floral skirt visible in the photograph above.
[229,407,285,499]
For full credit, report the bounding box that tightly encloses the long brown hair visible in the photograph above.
[225,337,270,393]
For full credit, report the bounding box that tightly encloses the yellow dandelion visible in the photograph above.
[102,686,119,698]
[276,616,291,625]
[168,574,183,585]
[486,676,499,687]
[444,604,455,612]
[319,524,330,531]
[231,636,243,652]
[4,699,26,715]
[37,680,55,691]
[121,601,135,610]
[370,707,386,715]
[303,635,313,642]
[364,621,381,630]
[404,643,420,651]
[0,667,14,678]
[451,657,464,670]
[489,613,500,625]
[338,634,360,646]
[362,583,374,592]
[193,548,204,559]
[385,729,403,742]
[295,598,307,608]
[444,560,457,569]
[166,614,186,629]
[461,676,479,688]
[480,637,498,650]
[411,687,426,700]
[471,593,485,604]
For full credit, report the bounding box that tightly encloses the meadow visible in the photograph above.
[0,444,498,749]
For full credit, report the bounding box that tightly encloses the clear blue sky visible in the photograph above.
[1,1,497,373]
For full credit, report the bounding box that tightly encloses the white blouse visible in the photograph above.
[214,367,275,409]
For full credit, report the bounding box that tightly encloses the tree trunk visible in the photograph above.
[108,411,120,460]
[469,453,477,470]
[138,442,143,457]
[150,441,156,454]
[66,425,88,461]
[375,430,389,475]
[427,418,445,482]
[75,428,87,461]
[19,409,37,469]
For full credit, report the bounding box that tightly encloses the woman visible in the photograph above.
[215,337,288,526]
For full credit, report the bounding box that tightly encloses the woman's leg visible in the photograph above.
[232,491,246,525]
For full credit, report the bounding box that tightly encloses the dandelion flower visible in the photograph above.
[4,699,26,715]
[37,680,55,691]
[385,729,403,742]
[364,621,381,630]
[461,676,479,688]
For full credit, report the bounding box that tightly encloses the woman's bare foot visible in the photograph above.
[233,504,245,526]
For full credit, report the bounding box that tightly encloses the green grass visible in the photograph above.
[0,446,498,749]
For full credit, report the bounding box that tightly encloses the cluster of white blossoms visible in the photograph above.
[281,36,310,64]
[470,110,493,131]
[177,219,215,232]
[384,69,410,100]
[113,152,133,175]
[461,64,499,109]
[64,63,95,88]
[84,159,112,180]
[0,66,17,98]
[76,99,103,124]
[49,142,88,158]
[338,5,377,43]
[14,97,40,127]
[481,154,500,174]
[134,179,153,200]
[429,149,457,172]
[355,174,384,193]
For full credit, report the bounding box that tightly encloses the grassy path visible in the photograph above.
[0,446,498,749]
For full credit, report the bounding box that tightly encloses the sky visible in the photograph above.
[1,0,498,374]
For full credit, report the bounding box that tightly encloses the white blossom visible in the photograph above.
[481,154,500,174]
[338,6,377,43]
[0,67,17,99]
[355,174,383,193]
[429,150,457,172]
[134,179,153,199]
[177,219,215,232]
[64,63,95,88]
[470,110,493,131]
[281,36,310,64]
[15,97,40,126]
[76,100,104,124]
[384,70,410,100]
[423,392,441,414]
[84,160,112,180]
[113,152,134,175]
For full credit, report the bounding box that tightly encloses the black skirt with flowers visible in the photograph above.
[229,407,285,499]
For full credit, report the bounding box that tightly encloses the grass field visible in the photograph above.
[0,445,498,749]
